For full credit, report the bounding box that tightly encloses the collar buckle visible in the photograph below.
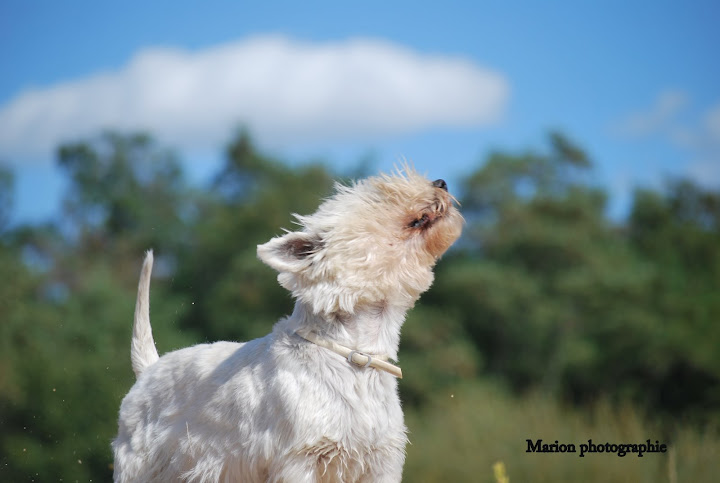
[347,349,373,368]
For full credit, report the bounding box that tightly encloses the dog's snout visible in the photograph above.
[432,179,448,191]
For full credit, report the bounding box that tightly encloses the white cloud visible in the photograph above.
[666,101,720,152]
[687,158,720,184]
[614,91,720,150]
[0,35,509,162]
[613,92,720,187]
[613,90,688,137]
[704,103,720,142]
[690,102,720,187]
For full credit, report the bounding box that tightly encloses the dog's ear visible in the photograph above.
[257,232,322,274]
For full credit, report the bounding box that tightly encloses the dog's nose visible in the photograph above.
[432,179,448,191]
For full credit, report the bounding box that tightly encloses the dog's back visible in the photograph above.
[113,322,405,482]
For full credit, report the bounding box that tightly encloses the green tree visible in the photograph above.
[428,134,664,408]
[172,130,336,342]
[0,165,13,231]
[57,131,192,258]
[628,180,720,419]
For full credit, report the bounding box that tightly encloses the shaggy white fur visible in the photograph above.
[112,167,463,482]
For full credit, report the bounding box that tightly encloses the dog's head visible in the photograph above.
[257,166,464,315]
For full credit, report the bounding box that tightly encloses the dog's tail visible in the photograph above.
[130,250,159,378]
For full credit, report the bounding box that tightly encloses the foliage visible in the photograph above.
[404,381,719,482]
[425,133,720,423]
[0,130,718,480]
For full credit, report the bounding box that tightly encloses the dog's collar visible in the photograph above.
[295,331,403,379]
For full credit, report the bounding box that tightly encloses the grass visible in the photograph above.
[403,381,720,482]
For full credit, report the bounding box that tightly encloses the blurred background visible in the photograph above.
[1,1,719,481]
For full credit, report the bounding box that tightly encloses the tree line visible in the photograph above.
[0,130,718,480]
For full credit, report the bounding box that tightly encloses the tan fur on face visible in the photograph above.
[257,166,464,314]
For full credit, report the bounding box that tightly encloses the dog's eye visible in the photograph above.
[410,214,429,229]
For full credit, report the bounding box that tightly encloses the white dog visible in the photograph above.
[112,168,463,482]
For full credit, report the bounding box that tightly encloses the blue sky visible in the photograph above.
[1,0,719,224]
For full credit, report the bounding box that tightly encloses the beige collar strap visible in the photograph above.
[296,331,403,379]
